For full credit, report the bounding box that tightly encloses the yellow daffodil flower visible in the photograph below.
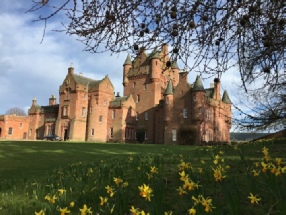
[188,207,196,215]
[200,195,215,212]
[99,196,108,206]
[113,177,123,186]
[105,185,115,197]
[198,167,203,174]
[150,166,158,174]
[130,206,140,215]
[58,189,66,195]
[176,186,187,196]
[138,184,153,201]
[276,158,282,166]
[79,204,92,215]
[164,211,173,215]
[70,201,75,207]
[35,210,45,215]
[146,172,153,180]
[248,193,261,204]
[58,207,70,215]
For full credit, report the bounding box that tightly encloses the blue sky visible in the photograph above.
[0,0,240,119]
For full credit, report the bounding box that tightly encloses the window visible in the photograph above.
[8,127,13,135]
[110,127,113,139]
[63,106,68,116]
[99,115,102,123]
[133,82,136,88]
[65,88,70,100]
[206,110,210,120]
[145,130,148,140]
[145,112,149,120]
[166,97,169,104]
[172,129,177,141]
[137,94,140,103]
[183,108,188,118]
[20,123,23,128]
[29,129,32,137]
[144,84,147,90]
[104,100,107,106]
[91,128,94,136]
[112,110,115,119]
[82,107,86,117]
[193,94,196,101]
[199,107,202,114]
[89,106,92,114]
[84,93,87,100]
[135,112,138,121]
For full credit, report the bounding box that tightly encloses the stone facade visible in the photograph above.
[0,45,232,144]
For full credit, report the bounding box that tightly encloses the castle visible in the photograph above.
[0,45,232,144]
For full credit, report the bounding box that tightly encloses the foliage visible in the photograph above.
[5,107,27,116]
[178,125,197,145]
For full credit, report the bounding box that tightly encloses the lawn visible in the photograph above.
[0,139,286,215]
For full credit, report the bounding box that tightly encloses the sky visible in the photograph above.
[0,1,241,121]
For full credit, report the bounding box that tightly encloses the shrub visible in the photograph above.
[178,125,197,145]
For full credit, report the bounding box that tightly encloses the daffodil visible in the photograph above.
[150,166,158,174]
[164,211,173,215]
[35,210,45,215]
[105,185,115,197]
[200,195,215,212]
[248,193,261,204]
[70,201,75,207]
[198,167,203,174]
[113,177,123,186]
[58,189,66,195]
[252,169,260,176]
[276,158,282,166]
[58,207,70,215]
[79,204,92,215]
[99,196,108,206]
[130,206,140,215]
[138,184,153,201]
[188,207,196,215]
[176,186,187,196]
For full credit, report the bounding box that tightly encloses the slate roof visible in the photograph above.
[164,80,174,95]
[205,88,214,98]
[124,54,132,65]
[192,76,205,91]
[222,90,232,104]
[38,105,59,113]
[72,74,102,89]
[109,96,128,108]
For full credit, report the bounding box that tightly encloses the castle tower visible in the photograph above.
[164,79,174,122]
[123,54,132,87]
[150,51,161,82]
[171,61,179,87]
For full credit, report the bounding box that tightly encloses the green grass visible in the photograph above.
[0,139,286,214]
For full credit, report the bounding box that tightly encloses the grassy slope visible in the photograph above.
[0,141,202,180]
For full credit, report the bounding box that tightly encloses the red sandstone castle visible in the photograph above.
[0,45,232,144]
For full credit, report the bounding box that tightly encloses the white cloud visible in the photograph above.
[0,2,126,114]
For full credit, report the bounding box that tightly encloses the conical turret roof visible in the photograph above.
[124,53,132,65]
[164,79,174,95]
[222,90,232,104]
[192,75,205,91]
[171,61,179,69]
